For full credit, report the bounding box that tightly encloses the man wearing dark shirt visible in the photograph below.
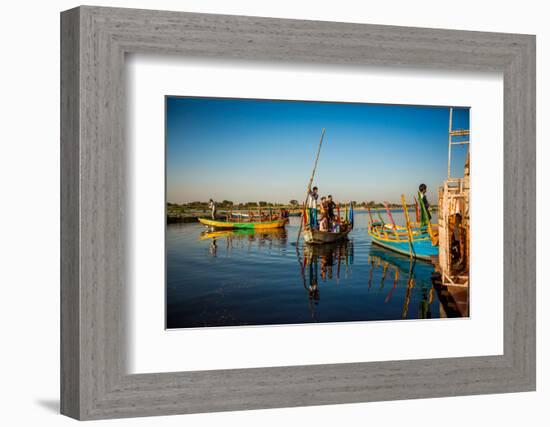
[419,183,431,221]
[327,195,337,223]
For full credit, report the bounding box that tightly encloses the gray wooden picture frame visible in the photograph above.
[60,5,536,420]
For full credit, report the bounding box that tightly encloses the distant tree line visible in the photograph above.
[167,200,421,211]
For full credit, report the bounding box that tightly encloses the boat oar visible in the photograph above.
[296,128,326,244]
[383,202,400,239]
[367,206,374,224]
[377,211,385,225]
[401,194,416,259]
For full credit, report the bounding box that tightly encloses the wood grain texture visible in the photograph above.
[60,6,536,420]
[60,7,80,419]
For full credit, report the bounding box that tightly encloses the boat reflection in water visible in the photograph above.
[199,227,287,257]
[367,246,467,319]
[367,246,435,319]
[166,216,467,329]
[297,240,354,320]
[296,241,437,321]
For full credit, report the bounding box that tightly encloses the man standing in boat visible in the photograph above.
[208,198,217,220]
[306,186,319,229]
[418,184,432,221]
[326,195,337,227]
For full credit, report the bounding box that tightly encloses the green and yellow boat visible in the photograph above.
[198,217,286,230]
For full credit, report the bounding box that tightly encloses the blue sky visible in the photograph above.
[166,97,469,204]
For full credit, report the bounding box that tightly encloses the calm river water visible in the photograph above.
[167,211,463,329]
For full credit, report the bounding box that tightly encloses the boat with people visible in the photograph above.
[296,128,355,245]
[303,223,351,244]
[302,193,354,245]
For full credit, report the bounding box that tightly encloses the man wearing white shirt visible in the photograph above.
[306,186,319,229]
[208,198,216,220]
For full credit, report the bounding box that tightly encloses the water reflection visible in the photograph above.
[294,240,437,321]
[368,246,435,319]
[166,214,466,329]
[200,228,287,257]
[297,240,354,319]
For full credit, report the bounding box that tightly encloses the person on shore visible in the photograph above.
[208,198,217,220]
[418,183,432,221]
[306,186,319,228]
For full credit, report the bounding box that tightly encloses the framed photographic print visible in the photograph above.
[164,96,471,329]
[61,6,536,420]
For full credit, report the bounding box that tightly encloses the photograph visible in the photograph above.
[165,96,471,329]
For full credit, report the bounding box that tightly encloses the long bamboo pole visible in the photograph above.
[296,128,326,244]
[447,107,453,179]
[401,194,416,258]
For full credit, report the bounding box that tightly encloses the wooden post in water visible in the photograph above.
[296,128,326,244]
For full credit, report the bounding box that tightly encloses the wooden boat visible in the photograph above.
[198,217,286,229]
[303,227,351,244]
[198,227,286,240]
[368,221,438,261]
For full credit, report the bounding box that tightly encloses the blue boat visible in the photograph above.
[367,194,439,261]
[368,222,438,261]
